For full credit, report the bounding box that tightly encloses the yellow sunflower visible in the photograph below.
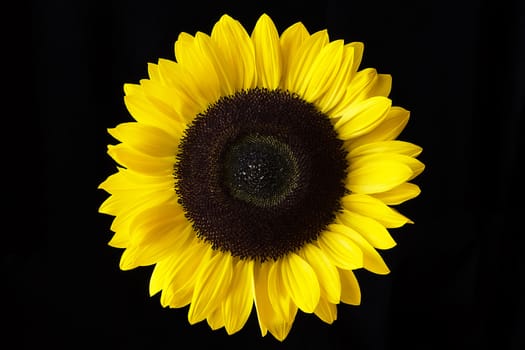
[99,13,424,341]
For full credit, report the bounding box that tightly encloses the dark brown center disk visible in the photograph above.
[174,88,348,261]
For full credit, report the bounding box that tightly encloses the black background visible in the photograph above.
[16,0,524,348]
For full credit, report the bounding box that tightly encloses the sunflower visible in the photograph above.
[99,13,424,341]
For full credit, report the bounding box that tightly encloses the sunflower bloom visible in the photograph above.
[99,14,424,341]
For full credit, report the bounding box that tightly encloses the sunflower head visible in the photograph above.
[99,13,424,341]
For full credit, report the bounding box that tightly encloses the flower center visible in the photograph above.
[223,135,299,208]
[175,88,348,261]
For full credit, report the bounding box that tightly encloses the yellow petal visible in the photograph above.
[98,167,173,193]
[251,14,282,89]
[137,78,192,129]
[160,238,208,308]
[103,185,172,218]
[342,193,412,228]
[108,122,179,158]
[123,88,184,135]
[119,205,189,269]
[107,144,174,175]
[346,41,364,74]
[154,58,205,118]
[334,96,391,140]
[194,32,236,95]
[174,32,221,105]
[331,223,391,274]
[346,156,413,194]
[141,66,201,123]
[339,269,361,305]
[284,29,329,93]
[349,106,410,148]
[268,305,297,342]
[300,40,344,103]
[330,68,379,116]
[314,297,338,324]
[371,73,392,97]
[352,153,424,181]
[222,259,254,335]
[211,14,257,90]
[148,229,194,296]
[188,249,233,324]
[147,62,161,81]
[253,262,271,336]
[101,186,174,239]
[128,204,185,245]
[300,244,341,304]
[372,182,421,205]
[280,22,310,87]
[261,261,298,341]
[267,259,293,320]
[206,308,224,330]
[317,229,363,270]
[281,253,320,313]
[337,210,396,249]
[378,154,424,180]
[349,140,422,159]
[319,43,358,115]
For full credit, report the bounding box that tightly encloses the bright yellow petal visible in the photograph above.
[222,259,255,335]
[280,22,310,87]
[154,59,205,118]
[284,29,329,93]
[211,14,257,90]
[160,237,208,308]
[334,96,391,140]
[341,193,412,228]
[346,155,414,194]
[98,167,172,192]
[126,204,186,246]
[108,122,180,158]
[300,39,344,103]
[149,229,194,296]
[314,297,338,324]
[372,182,421,205]
[194,32,236,95]
[339,269,361,305]
[253,262,271,336]
[101,189,176,249]
[351,153,424,182]
[174,32,222,106]
[318,43,358,115]
[330,223,390,274]
[264,260,298,341]
[317,228,363,270]
[188,249,233,324]
[330,68,379,116]
[268,259,293,321]
[337,210,396,249]
[147,62,161,81]
[300,244,341,304]
[349,106,410,148]
[281,253,320,313]
[346,41,364,74]
[107,144,174,175]
[206,308,224,330]
[173,66,218,113]
[251,14,282,89]
[123,86,184,135]
[269,306,297,342]
[371,73,392,97]
[118,205,189,269]
[349,140,422,159]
